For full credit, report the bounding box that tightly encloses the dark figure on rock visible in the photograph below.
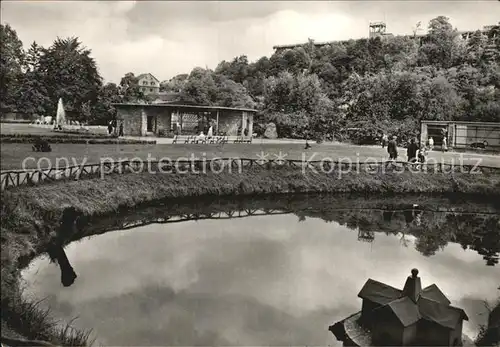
[32,138,52,152]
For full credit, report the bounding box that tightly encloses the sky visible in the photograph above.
[2,1,499,84]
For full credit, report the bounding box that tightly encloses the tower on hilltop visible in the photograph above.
[369,21,387,38]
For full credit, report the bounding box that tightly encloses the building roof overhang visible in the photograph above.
[112,103,258,113]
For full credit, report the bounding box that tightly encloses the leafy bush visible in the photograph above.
[157,127,166,137]
[266,111,309,139]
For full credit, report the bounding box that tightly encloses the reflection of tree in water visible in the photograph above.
[414,232,449,256]
[304,208,500,266]
[80,196,499,267]
[46,206,81,287]
[47,244,77,287]
[454,216,500,266]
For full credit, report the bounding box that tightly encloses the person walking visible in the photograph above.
[107,121,113,135]
[442,136,448,152]
[387,136,398,160]
[381,133,388,148]
[407,138,419,162]
[418,145,427,163]
[118,122,124,137]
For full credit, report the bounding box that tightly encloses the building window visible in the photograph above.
[150,88,153,92]
[151,82,155,86]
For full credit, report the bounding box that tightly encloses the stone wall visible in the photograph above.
[156,111,172,133]
[144,107,171,134]
[116,106,143,136]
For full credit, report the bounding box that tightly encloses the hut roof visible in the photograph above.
[358,271,468,330]
[386,296,422,327]
[358,278,402,305]
[418,297,469,328]
[420,284,451,305]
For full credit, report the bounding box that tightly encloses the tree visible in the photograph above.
[23,41,43,72]
[16,41,49,116]
[180,67,218,105]
[160,74,188,92]
[263,72,333,138]
[0,24,24,112]
[91,82,121,125]
[213,74,255,108]
[466,30,488,66]
[215,55,249,84]
[37,37,102,120]
[119,72,146,102]
[420,16,465,68]
[16,71,50,116]
[179,67,254,108]
[421,74,465,121]
[382,35,419,71]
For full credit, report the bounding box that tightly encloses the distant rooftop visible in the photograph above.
[136,73,160,82]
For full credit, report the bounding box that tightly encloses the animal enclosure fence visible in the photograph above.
[2,158,500,191]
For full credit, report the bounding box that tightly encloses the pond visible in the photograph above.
[21,195,500,346]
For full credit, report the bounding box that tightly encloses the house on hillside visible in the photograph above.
[329,268,469,346]
[137,73,160,95]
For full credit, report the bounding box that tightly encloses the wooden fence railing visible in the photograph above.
[2,158,500,191]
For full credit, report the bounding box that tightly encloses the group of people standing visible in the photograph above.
[381,130,450,163]
[427,134,448,152]
[381,134,428,163]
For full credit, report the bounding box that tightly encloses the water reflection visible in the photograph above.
[47,244,77,287]
[22,195,500,346]
[75,195,500,267]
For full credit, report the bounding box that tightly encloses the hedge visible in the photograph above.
[0,133,108,139]
[0,137,156,145]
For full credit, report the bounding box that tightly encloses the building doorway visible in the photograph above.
[147,116,155,133]
[427,124,447,146]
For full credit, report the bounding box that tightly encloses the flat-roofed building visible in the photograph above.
[113,103,256,138]
[420,120,500,151]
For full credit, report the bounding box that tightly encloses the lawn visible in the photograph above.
[2,142,499,170]
[0,123,108,136]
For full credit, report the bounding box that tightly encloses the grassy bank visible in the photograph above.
[2,167,500,345]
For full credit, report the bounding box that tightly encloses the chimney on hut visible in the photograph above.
[402,268,422,303]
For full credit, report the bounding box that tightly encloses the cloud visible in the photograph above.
[1,1,498,83]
